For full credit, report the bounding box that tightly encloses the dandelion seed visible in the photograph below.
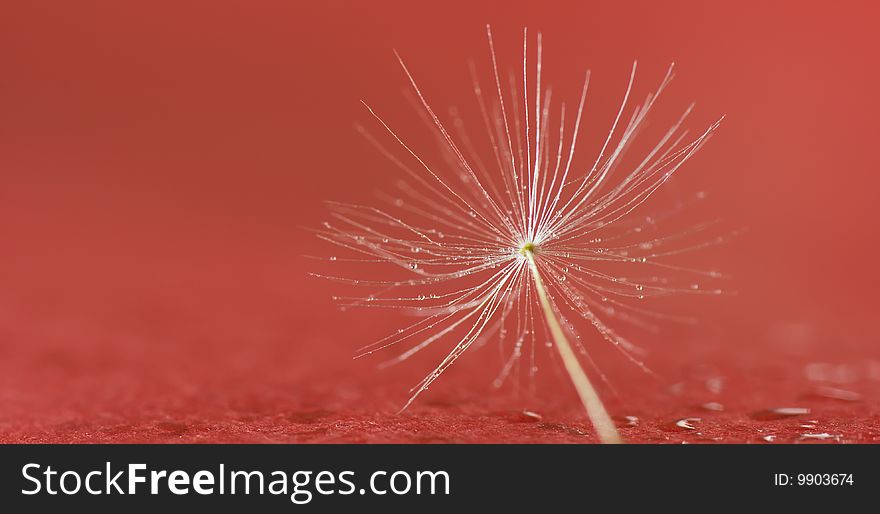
[315,26,727,444]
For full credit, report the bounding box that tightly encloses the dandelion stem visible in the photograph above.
[525,250,623,444]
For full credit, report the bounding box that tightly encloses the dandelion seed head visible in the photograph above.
[314,26,731,413]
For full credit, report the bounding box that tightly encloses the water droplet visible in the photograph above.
[690,283,700,290]
[409,262,419,270]
[701,402,725,412]
[614,415,640,427]
[635,285,644,291]
[674,418,701,430]
[751,407,811,421]
[799,433,841,441]
[519,410,543,422]
[763,435,776,442]
[811,386,861,402]
[329,256,337,261]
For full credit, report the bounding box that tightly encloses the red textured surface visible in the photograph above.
[1,1,879,443]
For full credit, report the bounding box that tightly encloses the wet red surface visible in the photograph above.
[1,2,879,443]
[0,230,877,443]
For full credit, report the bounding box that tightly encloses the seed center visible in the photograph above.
[519,242,537,256]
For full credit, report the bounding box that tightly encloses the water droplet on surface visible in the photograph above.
[701,402,725,412]
[799,433,841,441]
[635,285,644,291]
[519,410,543,422]
[811,386,861,402]
[329,256,337,261]
[674,418,701,430]
[763,435,777,442]
[409,262,419,270]
[751,407,811,420]
[614,415,640,427]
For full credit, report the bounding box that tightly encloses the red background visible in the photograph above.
[1,1,878,443]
